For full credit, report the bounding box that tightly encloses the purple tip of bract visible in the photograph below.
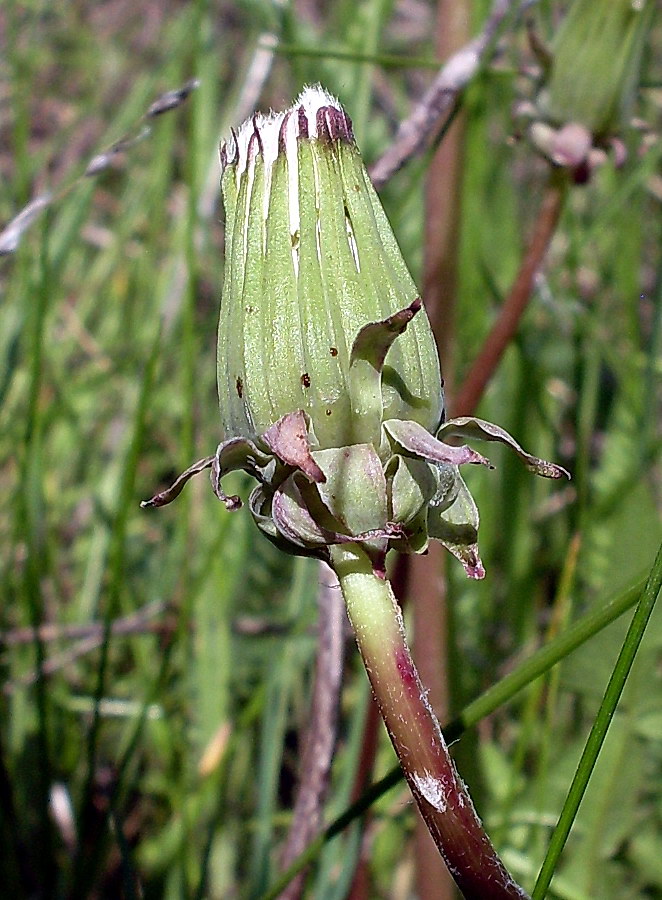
[247,130,261,161]
[297,105,309,139]
[316,105,354,144]
[278,109,292,153]
[252,115,264,156]
[464,557,486,579]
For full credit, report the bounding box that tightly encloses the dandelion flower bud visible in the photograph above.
[144,87,569,578]
[217,86,444,450]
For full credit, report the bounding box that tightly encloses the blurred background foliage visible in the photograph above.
[0,1,661,898]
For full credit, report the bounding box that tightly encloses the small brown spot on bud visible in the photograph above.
[329,347,338,357]
[236,377,243,398]
[325,409,332,416]
[301,373,311,388]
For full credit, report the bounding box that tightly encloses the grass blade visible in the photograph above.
[532,541,662,898]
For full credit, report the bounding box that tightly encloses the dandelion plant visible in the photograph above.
[143,86,569,898]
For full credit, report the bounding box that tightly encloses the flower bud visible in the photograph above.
[540,0,655,138]
[144,87,569,578]
[217,86,444,450]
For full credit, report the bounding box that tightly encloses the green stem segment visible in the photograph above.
[331,545,529,900]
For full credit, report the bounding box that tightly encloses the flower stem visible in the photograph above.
[330,545,529,900]
[453,167,567,417]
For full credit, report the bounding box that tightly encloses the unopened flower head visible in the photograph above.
[542,0,655,137]
[217,86,443,450]
[528,0,656,174]
[143,87,569,578]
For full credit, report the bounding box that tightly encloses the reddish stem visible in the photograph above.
[453,169,567,417]
[331,546,529,899]
[346,553,412,900]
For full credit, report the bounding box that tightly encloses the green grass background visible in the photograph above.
[1,1,661,897]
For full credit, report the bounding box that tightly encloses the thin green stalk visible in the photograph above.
[347,0,391,146]
[331,545,529,900]
[532,541,662,898]
[182,0,207,471]
[261,572,646,899]
[643,253,662,447]
[450,577,644,737]
[248,557,312,896]
[574,337,601,529]
[494,533,580,849]
[531,534,580,864]
[70,322,162,897]
[15,213,56,895]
